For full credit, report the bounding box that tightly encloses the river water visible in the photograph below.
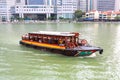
[0,22,120,80]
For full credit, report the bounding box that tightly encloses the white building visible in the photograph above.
[0,0,15,22]
[13,0,77,20]
[115,0,120,11]
[56,0,77,19]
[85,10,100,20]
[14,0,54,20]
[0,0,7,21]
[85,10,120,21]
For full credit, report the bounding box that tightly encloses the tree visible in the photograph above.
[115,15,120,21]
[73,10,84,20]
[47,17,52,20]
[59,17,64,20]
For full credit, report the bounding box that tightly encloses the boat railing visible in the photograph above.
[21,33,82,49]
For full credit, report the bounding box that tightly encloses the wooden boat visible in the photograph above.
[19,31,103,56]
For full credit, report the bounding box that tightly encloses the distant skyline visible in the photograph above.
[14,0,120,12]
[0,0,120,22]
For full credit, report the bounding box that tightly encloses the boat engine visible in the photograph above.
[99,49,103,54]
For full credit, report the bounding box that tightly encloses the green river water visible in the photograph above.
[0,22,120,80]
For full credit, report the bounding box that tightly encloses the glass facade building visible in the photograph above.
[97,0,115,11]
[0,0,9,21]
[77,0,94,12]
[27,0,44,5]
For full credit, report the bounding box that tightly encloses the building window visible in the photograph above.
[16,0,21,3]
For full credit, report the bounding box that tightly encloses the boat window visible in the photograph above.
[23,33,79,47]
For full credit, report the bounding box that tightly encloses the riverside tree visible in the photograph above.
[73,10,84,21]
[74,10,83,20]
[115,15,120,21]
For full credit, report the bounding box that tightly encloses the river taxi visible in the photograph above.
[19,31,103,56]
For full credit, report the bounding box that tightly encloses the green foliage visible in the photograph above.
[115,15,120,20]
[59,17,64,20]
[52,16,57,20]
[14,16,24,21]
[48,16,57,20]
[48,17,52,20]
[73,10,84,20]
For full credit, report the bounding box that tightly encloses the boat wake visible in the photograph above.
[86,53,96,58]
[0,47,32,53]
[0,47,8,50]
[11,49,33,53]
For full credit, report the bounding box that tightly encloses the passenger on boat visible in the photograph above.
[66,40,76,49]
[38,39,42,43]
[22,34,29,40]
[38,36,42,43]
[48,37,52,44]
[42,37,48,43]
[58,38,64,46]
[34,36,38,41]
[30,36,34,41]
[78,39,89,46]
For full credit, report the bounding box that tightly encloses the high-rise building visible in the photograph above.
[89,0,96,11]
[14,0,77,19]
[0,0,15,22]
[0,0,7,21]
[77,0,87,12]
[56,0,77,19]
[92,0,97,10]
[77,0,95,12]
[115,0,120,11]
[97,0,115,11]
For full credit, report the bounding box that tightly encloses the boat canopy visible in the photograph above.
[29,31,79,37]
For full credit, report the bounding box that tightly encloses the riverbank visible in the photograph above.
[0,20,120,24]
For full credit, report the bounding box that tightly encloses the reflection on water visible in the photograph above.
[0,23,120,80]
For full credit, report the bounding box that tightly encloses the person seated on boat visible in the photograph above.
[70,40,76,48]
[48,36,52,44]
[34,36,38,41]
[66,40,75,49]
[22,35,26,40]
[80,39,88,46]
[71,37,78,47]
[22,34,29,40]
[38,36,42,43]
[29,36,33,41]
[38,39,42,43]
[58,38,64,46]
[43,37,47,43]
[65,37,71,48]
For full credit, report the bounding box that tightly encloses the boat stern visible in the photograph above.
[98,47,103,54]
